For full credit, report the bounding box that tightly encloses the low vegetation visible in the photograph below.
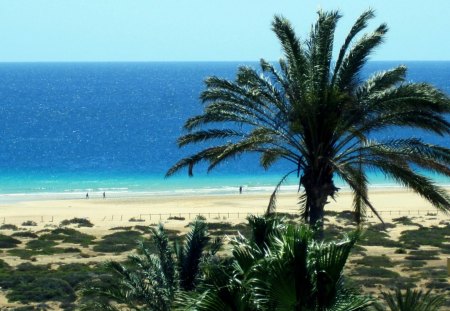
[60,218,94,228]
[92,230,143,253]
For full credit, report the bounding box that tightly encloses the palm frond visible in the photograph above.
[336,23,388,92]
[332,9,375,86]
[266,169,297,215]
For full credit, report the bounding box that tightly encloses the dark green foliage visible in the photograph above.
[353,255,397,267]
[181,220,372,310]
[394,248,407,254]
[359,226,401,247]
[0,233,21,248]
[377,288,446,311]
[82,217,217,310]
[26,239,57,249]
[168,216,185,220]
[0,258,11,270]
[323,223,354,241]
[352,266,400,278]
[392,216,421,226]
[39,228,95,247]
[22,221,37,226]
[62,247,81,253]
[134,225,153,233]
[128,217,145,222]
[355,277,418,290]
[405,250,440,260]
[60,218,93,228]
[401,260,427,270]
[11,231,38,239]
[0,224,18,230]
[167,8,450,231]
[175,218,211,291]
[93,230,142,253]
[399,225,449,249]
[0,261,102,306]
[7,277,75,304]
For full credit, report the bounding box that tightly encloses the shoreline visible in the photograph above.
[1,184,449,205]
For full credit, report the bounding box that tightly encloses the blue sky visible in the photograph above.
[0,0,448,62]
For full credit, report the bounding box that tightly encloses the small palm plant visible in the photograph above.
[376,288,446,311]
[179,216,372,310]
[81,218,220,310]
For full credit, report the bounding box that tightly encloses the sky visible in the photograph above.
[0,0,448,62]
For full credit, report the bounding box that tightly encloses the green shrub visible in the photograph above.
[22,221,37,227]
[11,231,38,239]
[39,228,95,247]
[352,266,400,278]
[394,248,407,254]
[405,250,440,260]
[0,224,18,230]
[399,225,449,249]
[360,226,401,248]
[93,230,142,253]
[6,277,75,303]
[60,218,93,228]
[402,260,427,269]
[26,239,57,250]
[353,255,397,268]
[168,216,185,220]
[392,216,421,226]
[129,217,145,222]
[0,234,21,248]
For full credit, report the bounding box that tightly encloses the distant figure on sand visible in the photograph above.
[103,192,105,199]
[239,186,242,194]
[86,193,89,199]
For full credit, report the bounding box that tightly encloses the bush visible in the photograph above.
[129,217,145,222]
[0,234,21,248]
[93,230,142,253]
[39,228,95,247]
[60,218,93,228]
[22,221,37,227]
[360,226,401,248]
[352,255,397,268]
[405,250,440,260]
[352,266,400,278]
[0,224,18,230]
[11,231,38,239]
[6,277,75,303]
[400,225,449,248]
[392,216,421,226]
[168,216,185,221]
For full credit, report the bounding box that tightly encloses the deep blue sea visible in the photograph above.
[0,61,449,197]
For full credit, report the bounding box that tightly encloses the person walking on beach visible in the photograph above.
[103,192,105,199]
[86,193,89,199]
[239,186,242,194]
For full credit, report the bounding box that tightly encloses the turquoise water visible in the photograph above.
[0,61,448,196]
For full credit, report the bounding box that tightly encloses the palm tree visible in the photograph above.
[166,10,450,231]
[178,217,372,310]
[81,218,221,310]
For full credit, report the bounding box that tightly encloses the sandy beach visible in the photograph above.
[1,187,449,310]
[1,187,448,227]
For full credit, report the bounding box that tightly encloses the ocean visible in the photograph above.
[0,61,449,198]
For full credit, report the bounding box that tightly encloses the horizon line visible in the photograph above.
[0,59,449,64]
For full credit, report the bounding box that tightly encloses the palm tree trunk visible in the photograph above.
[303,170,336,239]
